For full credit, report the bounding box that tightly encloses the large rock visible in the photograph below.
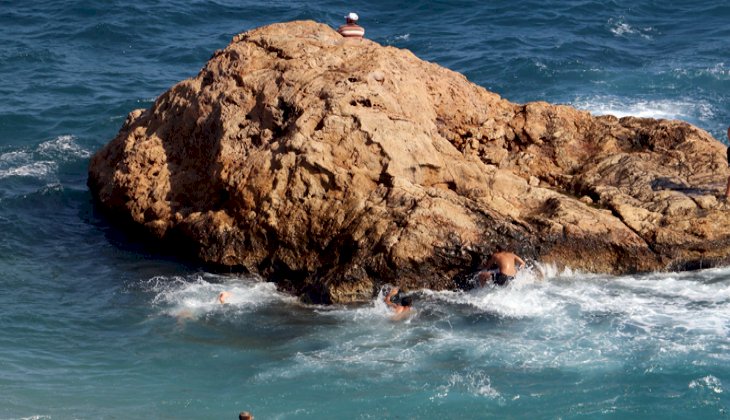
[88,21,730,303]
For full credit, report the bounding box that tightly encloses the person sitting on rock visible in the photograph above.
[337,12,365,38]
[477,249,526,286]
[384,287,412,320]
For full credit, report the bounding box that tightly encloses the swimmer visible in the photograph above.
[384,287,413,320]
[477,250,525,286]
[218,291,231,304]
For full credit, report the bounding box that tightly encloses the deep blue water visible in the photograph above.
[1,1,729,418]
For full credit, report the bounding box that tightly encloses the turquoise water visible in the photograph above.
[1,1,729,418]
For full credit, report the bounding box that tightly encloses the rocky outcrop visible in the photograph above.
[88,21,730,303]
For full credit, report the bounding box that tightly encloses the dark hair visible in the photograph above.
[400,296,413,307]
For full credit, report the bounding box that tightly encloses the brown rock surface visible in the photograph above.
[88,21,730,303]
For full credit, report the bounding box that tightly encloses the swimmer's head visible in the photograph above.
[400,296,413,307]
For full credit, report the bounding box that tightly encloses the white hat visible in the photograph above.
[345,12,359,21]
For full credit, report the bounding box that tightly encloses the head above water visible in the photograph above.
[400,295,413,307]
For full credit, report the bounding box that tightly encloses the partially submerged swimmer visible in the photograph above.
[337,12,365,38]
[218,291,232,304]
[384,287,413,320]
[477,251,525,286]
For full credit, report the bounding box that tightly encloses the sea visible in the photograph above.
[1,1,729,418]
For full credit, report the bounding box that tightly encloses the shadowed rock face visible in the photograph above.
[88,21,730,303]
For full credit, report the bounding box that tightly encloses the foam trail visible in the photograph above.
[432,370,502,401]
[689,375,724,394]
[138,266,730,379]
[315,286,415,324]
[0,159,56,179]
[608,18,654,39]
[425,263,581,318]
[572,96,715,121]
[413,266,730,367]
[137,265,730,415]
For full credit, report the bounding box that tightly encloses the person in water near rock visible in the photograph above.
[477,250,526,286]
[384,286,412,319]
[725,126,730,198]
[337,12,365,38]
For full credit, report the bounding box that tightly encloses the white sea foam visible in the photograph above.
[432,370,501,400]
[705,62,729,79]
[0,150,36,176]
[460,280,561,318]
[427,266,729,370]
[136,266,730,417]
[146,265,730,381]
[610,22,635,36]
[427,263,582,318]
[0,150,32,164]
[689,375,724,394]
[673,62,730,81]
[0,160,57,179]
[381,266,727,367]
[608,19,653,40]
[143,273,290,320]
[0,135,90,181]
[545,271,730,339]
[572,95,715,121]
[37,135,91,160]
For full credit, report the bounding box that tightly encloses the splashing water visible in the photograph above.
[117,265,730,417]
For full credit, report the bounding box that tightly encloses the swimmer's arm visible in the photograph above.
[384,287,399,308]
[516,256,526,270]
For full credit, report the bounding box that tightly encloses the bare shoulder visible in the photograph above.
[390,308,413,322]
